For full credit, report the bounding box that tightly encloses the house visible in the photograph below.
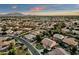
[53,34,64,40]
[0,38,15,51]
[0,40,10,46]
[62,28,70,33]
[0,37,9,40]
[32,30,41,35]
[6,29,13,34]
[0,27,2,31]
[72,30,79,35]
[13,30,22,35]
[47,48,70,55]
[0,31,3,34]
[62,36,78,46]
[23,28,32,31]
[41,38,56,48]
[24,34,36,42]
[32,30,45,35]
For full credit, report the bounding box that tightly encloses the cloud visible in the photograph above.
[11,6,17,10]
[0,12,7,15]
[29,6,46,11]
[22,11,79,16]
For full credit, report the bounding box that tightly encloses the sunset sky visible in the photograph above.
[0,4,79,12]
[0,4,79,16]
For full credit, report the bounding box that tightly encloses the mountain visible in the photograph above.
[4,12,25,16]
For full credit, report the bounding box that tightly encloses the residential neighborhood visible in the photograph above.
[0,4,79,55]
[0,15,79,55]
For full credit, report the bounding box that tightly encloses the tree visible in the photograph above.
[8,43,16,55]
[53,23,63,34]
[74,22,77,25]
[8,48,16,55]
[69,27,74,31]
[6,38,12,41]
[42,31,49,36]
[1,25,8,31]
[60,22,66,28]
[35,35,42,43]
[43,48,49,53]
[48,30,53,36]
[70,46,77,55]
[24,47,28,51]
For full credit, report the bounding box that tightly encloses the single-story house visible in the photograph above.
[41,38,56,48]
[0,31,3,34]
[6,29,13,34]
[0,37,9,40]
[0,39,15,51]
[32,30,45,35]
[53,34,64,40]
[32,30,41,35]
[62,28,70,33]
[0,27,2,31]
[22,28,32,31]
[72,30,79,35]
[13,31,22,35]
[62,36,78,46]
[24,34,36,42]
[47,48,70,55]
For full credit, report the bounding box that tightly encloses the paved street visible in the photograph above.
[0,35,40,55]
[14,36,40,55]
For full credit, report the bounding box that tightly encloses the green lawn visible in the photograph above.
[56,43,61,48]
[15,46,30,55]
[0,45,30,55]
[35,43,44,50]
[0,52,8,55]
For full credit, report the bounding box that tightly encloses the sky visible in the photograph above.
[0,4,79,16]
[0,4,79,13]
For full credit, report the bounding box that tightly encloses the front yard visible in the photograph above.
[35,43,44,50]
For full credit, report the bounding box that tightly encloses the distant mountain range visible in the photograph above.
[0,12,40,16]
[4,12,25,16]
[0,12,37,16]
